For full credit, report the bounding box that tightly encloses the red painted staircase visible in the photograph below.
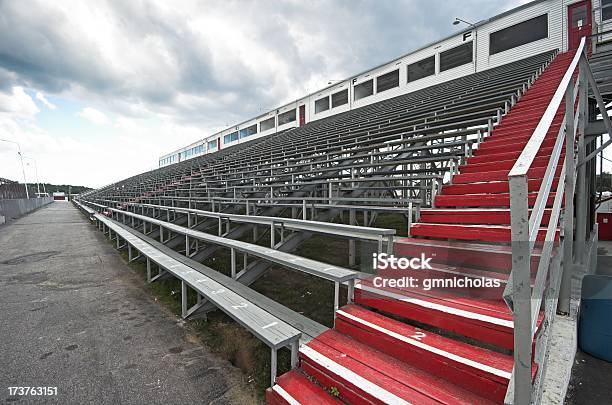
[267,51,574,404]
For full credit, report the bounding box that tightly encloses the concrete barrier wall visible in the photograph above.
[0,197,54,225]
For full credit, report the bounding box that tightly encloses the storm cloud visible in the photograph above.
[0,1,526,123]
[0,0,530,187]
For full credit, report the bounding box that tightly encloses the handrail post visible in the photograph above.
[575,59,588,266]
[559,78,576,315]
[509,174,532,405]
[430,179,437,208]
[271,348,277,386]
[407,201,413,237]
[333,281,340,324]
[230,248,236,279]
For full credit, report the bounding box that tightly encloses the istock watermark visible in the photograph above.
[370,252,502,294]
[372,252,433,270]
[371,275,502,290]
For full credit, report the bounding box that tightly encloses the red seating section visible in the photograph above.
[267,51,574,404]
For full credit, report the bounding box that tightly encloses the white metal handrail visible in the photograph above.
[504,38,588,405]
[503,75,581,306]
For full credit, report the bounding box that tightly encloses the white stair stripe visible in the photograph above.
[336,309,511,380]
[356,283,514,328]
[272,384,301,405]
[300,345,411,405]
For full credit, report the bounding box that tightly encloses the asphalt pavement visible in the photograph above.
[565,240,612,404]
[0,202,258,404]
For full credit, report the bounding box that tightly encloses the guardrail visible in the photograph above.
[592,16,612,53]
[504,37,612,404]
[0,196,54,224]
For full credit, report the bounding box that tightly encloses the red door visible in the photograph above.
[299,105,306,126]
[568,1,592,51]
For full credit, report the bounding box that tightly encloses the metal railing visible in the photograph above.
[592,14,612,53]
[504,37,612,404]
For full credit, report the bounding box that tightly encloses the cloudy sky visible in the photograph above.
[0,0,562,188]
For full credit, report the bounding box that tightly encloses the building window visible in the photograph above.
[208,140,217,150]
[354,79,373,101]
[240,124,257,138]
[278,109,296,125]
[439,42,473,72]
[224,131,239,144]
[602,0,612,20]
[376,69,399,93]
[490,14,548,55]
[407,55,435,83]
[331,89,348,107]
[315,96,330,113]
[260,117,275,131]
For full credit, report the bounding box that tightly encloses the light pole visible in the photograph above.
[23,156,40,197]
[453,17,478,73]
[0,138,29,198]
[453,17,476,27]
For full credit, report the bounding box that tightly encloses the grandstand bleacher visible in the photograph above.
[76,49,556,403]
[76,9,612,402]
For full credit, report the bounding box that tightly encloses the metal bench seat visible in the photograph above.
[92,211,301,385]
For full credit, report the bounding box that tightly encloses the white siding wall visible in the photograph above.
[480,0,564,70]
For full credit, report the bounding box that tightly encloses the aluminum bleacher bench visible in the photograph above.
[105,200,397,254]
[73,200,96,220]
[111,218,328,341]
[107,195,421,220]
[84,201,360,314]
[93,212,301,386]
